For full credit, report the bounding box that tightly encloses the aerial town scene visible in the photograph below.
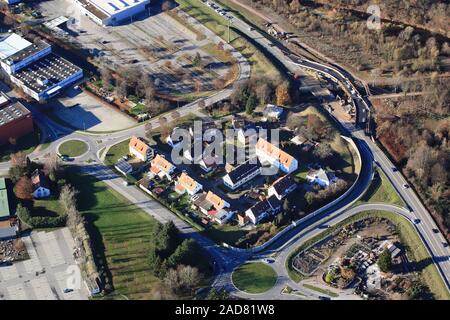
[0,0,448,309]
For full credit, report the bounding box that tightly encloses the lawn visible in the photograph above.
[58,140,89,157]
[175,0,281,78]
[232,262,277,294]
[68,172,213,299]
[33,197,64,218]
[356,169,404,206]
[285,210,450,300]
[303,283,338,297]
[0,127,44,162]
[104,139,130,166]
[68,173,161,299]
[202,223,247,245]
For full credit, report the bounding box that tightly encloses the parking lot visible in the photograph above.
[0,228,89,300]
[49,87,136,132]
[38,0,230,95]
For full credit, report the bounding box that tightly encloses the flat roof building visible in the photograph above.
[0,95,34,145]
[74,0,151,26]
[0,33,83,102]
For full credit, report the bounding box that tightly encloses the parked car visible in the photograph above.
[403,184,410,189]
[63,288,74,294]
[432,228,439,233]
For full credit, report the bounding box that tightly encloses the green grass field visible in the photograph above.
[202,223,246,245]
[232,262,277,294]
[285,210,450,300]
[104,139,130,166]
[69,173,212,299]
[58,140,89,157]
[356,169,404,206]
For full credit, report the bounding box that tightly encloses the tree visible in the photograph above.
[14,176,33,201]
[178,265,200,292]
[192,52,202,68]
[207,288,230,300]
[313,143,333,160]
[100,66,113,90]
[44,154,60,180]
[198,99,206,110]
[275,82,290,106]
[245,94,257,115]
[167,238,196,267]
[377,248,392,272]
[16,204,32,227]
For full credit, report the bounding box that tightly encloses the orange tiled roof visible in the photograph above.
[177,172,199,193]
[151,154,173,174]
[256,138,294,168]
[205,191,226,210]
[129,136,149,157]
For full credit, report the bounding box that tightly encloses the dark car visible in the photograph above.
[432,228,439,233]
[443,242,449,248]
[318,296,331,300]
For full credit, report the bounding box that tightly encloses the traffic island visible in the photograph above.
[58,139,89,158]
[232,262,277,294]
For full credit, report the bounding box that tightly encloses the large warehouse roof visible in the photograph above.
[89,0,149,17]
[0,33,32,59]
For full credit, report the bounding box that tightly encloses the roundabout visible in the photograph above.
[231,262,278,294]
[58,139,89,158]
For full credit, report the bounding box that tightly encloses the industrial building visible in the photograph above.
[74,0,151,26]
[0,93,34,145]
[0,33,83,102]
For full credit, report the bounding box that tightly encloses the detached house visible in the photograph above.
[129,136,154,162]
[245,195,281,224]
[222,159,261,190]
[262,104,284,121]
[149,154,176,181]
[175,172,203,196]
[192,191,233,224]
[306,168,336,188]
[255,138,298,174]
[31,169,51,199]
[268,174,297,200]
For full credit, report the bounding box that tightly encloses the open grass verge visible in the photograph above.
[285,210,450,300]
[232,262,277,294]
[104,139,130,166]
[303,283,339,297]
[356,169,404,207]
[58,140,88,157]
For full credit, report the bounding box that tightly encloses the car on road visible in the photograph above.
[443,242,449,248]
[318,296,331,300]
[63,288,74,294]
[262,258,275,264]
[248,27,254,31]
[413,219,421,224]
[392,167,398,172]
[268,42,274,47]
[403,184,410,189]
[432,228,439,233]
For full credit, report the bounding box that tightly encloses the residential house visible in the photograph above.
[129,136,154,162]
[255,138,298,174]
[245,195,281,224]
[306,168,336,188]
[31,169,51,199]
[222,159,261,190]
[262,104,284,121]
[192,191,233,224]
[149,154,176,181]
[175,172,203,196]
[237,123,258,146]
[268,174,297,200]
